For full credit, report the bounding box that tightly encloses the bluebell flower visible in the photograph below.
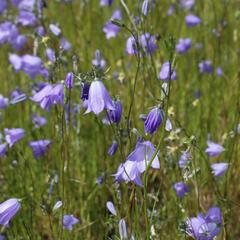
[179,151,190,168]
[0,143,7,157]
[165,118,172,132]
[107,100,122,124]
[144,107,163,134]
[18,11,37,26]
[0,0,7,14]
[85,80,114,115]
[185,14,201,27]
[211,163,228,177]
[108,141,118,156]
[11,34,27,50]
[0,22,18,45]
[45,48,56,63]
[81,82,90,101]
[0,198,21,226]
[199,60,213,74]
[106,201,117,216]
[205,140,224,157]
[63,214,79,231]
[28,140,51,159]
[65,72,74,89]
[113,141,160,186]
[103,9,122,39]
[36,26,45,37]
[173,182,189,198]
[12,0,36,11]
[180,0,195,9]
[49,24,61,36]
[0,95,9,109]
[4,128,25,148]
[186,207,222,240]
[119,219,128,240]
[60,37,72,51]
[92,50,106,69]
[32,114,47,128]
[159,61,176,80]
[167,5,175,16]
[176,38,191,54]
[100,0,113,7]
[216,67,223,77]
[142,0,149,16]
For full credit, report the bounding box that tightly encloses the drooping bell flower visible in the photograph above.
[119,219,128,240]
[0,22,18,45]
[49,23,61,36]
[186,207,222,240]
[28,140,51,159]
[107,141,118,156]
[180,0,195,9]
[81,82,90,101]
[179,151,190,168]
[63,214,79,231]
[65,72,74,89]
[12,0,36,11]
[199,60,213,74]
[92,50,106,69]
[126,36,138,55]
[165,118,172,131]
[211,163,228,177]
[159,61,176,80]
[167,5,175,16]
[85,80,114,115]
[176,38,191,54]
[185,14,201,27]
[144,107,163,134]
[0,198,21,226]
[142,0,149,16]
[103,9,122,39]
[11,34,27,50]
[0,95,9,109]
[107,100,122,124]
[0,143,7,157]
[31,84,64,111]
[60,37,72,51]
[18,11,37,26]
[216,67,223,77]
[113,141,160,186]
[106,201,117,216]
[45,48,56,63]
[32,114,47,128]
[36,26,45,37]
[0,0,7,14]
[205,140,224,158]
[140,33,158,55]
[173,182,189,198]
[100,0,113,7]
[4,128,25,148]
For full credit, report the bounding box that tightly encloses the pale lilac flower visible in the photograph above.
[0,143,7,157]
[216,67,223,77]
[199,60,213,74]
[60,37,71,51]
[173,182,189,198]
[140,33,158,55]
[107,100,122,124]
[12,0,36,11]
[185,14,201,27]
[167,5,175,16]
[176,38,191,54]
[126,36,137,55]
[100,0,113,7]
[142,0,149,16]
[179,151,190,168]
[159,62,176,80]
[92,50,106,69]
[0,95,9,109]
[108,141,118,156]
[63,214,79,231]
[119,219,128,240]
[18,11,37,26]
[4,128,25,148]
[11,34,27,50]
[186,207,222,240]
[106,201,117,216]
[165,118,172,131]
[113,141,160,186]
[0,22,18,45]
[0,198,21,226]
[205,141,224,158]
[65,72,74,89]
[45,48,56,63]
[29,140,51,159]
[144,107,163,134]
[53,201,62,211]
[36,26,45,37]
[211,163,228,177]
[180,0,195,9]
[32,114,47,128]
[85,80,114,115]
[0,0,7,14]
[49,24,61,36]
